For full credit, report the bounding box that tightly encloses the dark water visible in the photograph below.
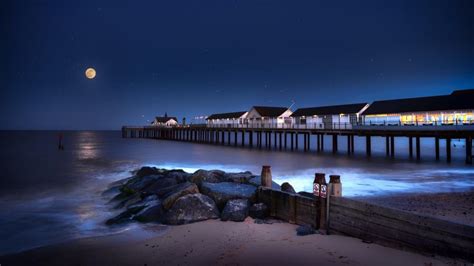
[0,130,473,255]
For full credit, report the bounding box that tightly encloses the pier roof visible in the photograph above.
[291,103,367,117]
[153,116,178,123]
[252,106,289,117]
[206,111,247,120]
[362,89,474,115]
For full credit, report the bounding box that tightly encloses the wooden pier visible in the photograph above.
[122,125,474,164]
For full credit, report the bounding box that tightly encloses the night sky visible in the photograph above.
[1,0,473,130]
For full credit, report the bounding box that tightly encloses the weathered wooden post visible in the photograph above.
[288,194,297,224]
[261,165,272,188]
[261,165,276,217]
[313,173,327,230]
[326,174,341,235]
[328,175,342,197]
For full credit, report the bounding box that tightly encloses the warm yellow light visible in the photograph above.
[85,68,96,79]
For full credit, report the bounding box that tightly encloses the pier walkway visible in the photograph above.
[122,124,474,164]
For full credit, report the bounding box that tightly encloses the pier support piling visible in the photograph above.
[435,137,440,161]
[332,134,338,153]
[366,135,371,157]
[409,137,413,158]
[466,136,473,164]
[416,136,421,160]
[446,138,452,163]
[390,136,395,158]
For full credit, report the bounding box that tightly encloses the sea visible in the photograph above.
[0,130,473,255]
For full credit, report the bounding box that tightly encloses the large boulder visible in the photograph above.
[248,176,281,190]
[249,203,269,219]
[190,170,226,185]
[165,169,192,183]
[200,182,257,210]
[127,195,159,213]
[142,177,178,194]
[133,199,164,223]
[281,182,296,194]
[136,166,164,178]
[162,182,199,210]
[221,199,249,222]
[127,175,164,191]
[162,193,219,225]
[223,171,255,184]
[106,195,160,225]
[113,193,142,209]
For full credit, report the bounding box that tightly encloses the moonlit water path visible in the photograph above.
[0,131,472,255]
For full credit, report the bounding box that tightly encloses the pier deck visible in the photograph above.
[122,125,474,164]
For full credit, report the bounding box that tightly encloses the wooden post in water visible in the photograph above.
[466,136,473,164]
[307,133,311,151]
[347,135,351,155]
[249,131,253,147]
[416,136,421,160]
[274,132,277,149]
[279,132,282,150]
[267,132,270,148]
[303,134,307,152]
[385,136,390,156]
[366,135,371,156]
[409,136,413,158]
[321,134,324,151]
[316,134,320,152]
[332,134,338,153]
[295,133,299,150]
[234,131,237,146]
[435,137,440,160]
[446,138,452,163]
[290,132,294,150]
[350,135,355,154]
[390,136,395,158]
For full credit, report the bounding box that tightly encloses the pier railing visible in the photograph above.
[203,121,474,131]
[205,122,354,130]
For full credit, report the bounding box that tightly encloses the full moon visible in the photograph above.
[85,68,96,79]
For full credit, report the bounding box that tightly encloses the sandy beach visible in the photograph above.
[1,217,459,266]
[356,191,474,226]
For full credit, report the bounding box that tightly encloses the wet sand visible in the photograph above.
[356,191,474,226]
[0,218,458,266]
